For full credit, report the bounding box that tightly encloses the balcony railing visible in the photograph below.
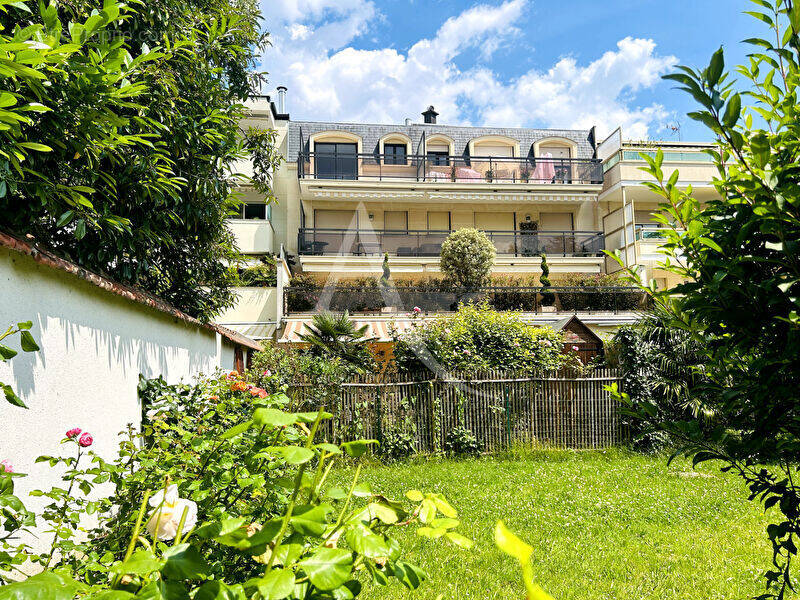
[298,152,604,184]
[285,285,647,315]
[635,224,673,241]
[298,228,605,257]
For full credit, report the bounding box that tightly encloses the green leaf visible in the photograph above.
[326,487,348,500]
[706,47,724,88]
[722,93,741,128]
[56,211,75,227]
[790,3,800,34]
[19,330,38,352]
[445,531,474,549]
[0,344,18,360]
[341,439,378,458]
[16,321,32,330]
[345,525,389,558]
[393,561,427,590]
[243,569,295,600]
[698,237,723,252]
[220,420,252,440]
[366,503,398,524]
[130,581,186,600]
[291,503,333,536]
[299,548,353,591]
[16,142,51,152]
[266,446,314,465]
[0,572,82,600]
[495,520,533,564]
[405,489,424,502]
[161,543,209,579]
[193,581,245,600]
[253,407,297,428]
[3,384,26,408]
[110,549,164,576]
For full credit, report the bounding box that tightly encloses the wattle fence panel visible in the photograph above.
[288,368,624,451]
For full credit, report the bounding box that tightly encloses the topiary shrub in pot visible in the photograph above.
[539,253,556,307]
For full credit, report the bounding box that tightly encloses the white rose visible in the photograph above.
[145,484,198,541]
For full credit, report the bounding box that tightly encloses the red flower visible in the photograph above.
[78,432,93,447]
[249,388,268,398]
[230,381,247,392]
[66,428,81,439]
[226,370,240,380]
[209,395,219,400]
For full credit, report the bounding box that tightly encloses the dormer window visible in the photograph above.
[384,143,407,165]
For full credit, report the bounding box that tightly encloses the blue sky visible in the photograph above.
[260,1,755,141]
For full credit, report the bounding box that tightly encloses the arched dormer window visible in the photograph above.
[378,132,412,165]
[532,136,578,159]
[309,130,363,180]
[468,135,520,158]
[424,134,456,166]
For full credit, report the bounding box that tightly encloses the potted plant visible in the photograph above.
[520,165,531,183]
[450,163,457,182]
[485,168,494,182]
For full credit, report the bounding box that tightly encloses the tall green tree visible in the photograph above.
[610,1,800,596]
[0,0,281,319]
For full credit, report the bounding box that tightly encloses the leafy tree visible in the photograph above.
[298,311,376,371]
[439,228,495,290]
[0,0,281,320]
[539,253,555,306]
[609,2,800,596]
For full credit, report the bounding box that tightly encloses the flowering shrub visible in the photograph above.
[2,370,471,599]
[393,302,564,372]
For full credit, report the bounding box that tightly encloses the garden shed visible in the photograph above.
[549,315,604,363]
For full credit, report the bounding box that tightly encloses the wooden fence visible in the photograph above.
[289,368,624,451]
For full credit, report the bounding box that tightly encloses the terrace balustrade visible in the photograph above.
[298,228,605,257]
[298,151,604,184]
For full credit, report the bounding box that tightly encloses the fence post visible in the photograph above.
[375,383,383,448]
[504,386,511,447]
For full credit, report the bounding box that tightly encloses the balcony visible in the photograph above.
[229,219,274,254]
[298,152,603,185]
[297,229,605,258]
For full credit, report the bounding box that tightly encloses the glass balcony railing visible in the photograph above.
[297,228,605,257]
[298,152,604,184]
[635,224,673,241]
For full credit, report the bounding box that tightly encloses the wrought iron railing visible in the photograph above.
[298,228,605,257]
[297,152,604,184]
[285,285,647,315]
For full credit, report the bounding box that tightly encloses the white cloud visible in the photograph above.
[261,0,677,138]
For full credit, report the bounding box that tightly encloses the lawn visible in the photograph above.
[334,448,777,600]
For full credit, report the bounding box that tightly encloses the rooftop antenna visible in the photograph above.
[665,120,682,141]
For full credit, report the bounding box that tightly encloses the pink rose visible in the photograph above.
[263,370,272,377]
[78,432,93,447]
[572,345,580,351]
[0,459,12,473]
[463,349,471,355]
[413,307,421,313]
[66,428,82,439]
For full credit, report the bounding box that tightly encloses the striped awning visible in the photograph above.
[278,317,422,344]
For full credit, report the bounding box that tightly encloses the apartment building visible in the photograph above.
[597,128,719,289]
[220,92,719,340]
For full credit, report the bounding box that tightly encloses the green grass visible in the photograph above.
[333,448,777,600]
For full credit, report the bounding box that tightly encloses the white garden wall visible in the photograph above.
[0,242,254,553]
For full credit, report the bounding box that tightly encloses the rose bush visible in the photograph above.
[1,370,471,599]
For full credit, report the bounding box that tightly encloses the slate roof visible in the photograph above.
[287,120,596,159]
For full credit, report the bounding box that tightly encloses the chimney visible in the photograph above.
[276,86,287,114]
[422,105,438,124]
